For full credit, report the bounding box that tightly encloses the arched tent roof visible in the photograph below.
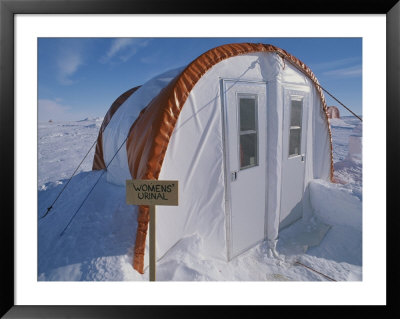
[93,86,141,170]
[93,43,334,273]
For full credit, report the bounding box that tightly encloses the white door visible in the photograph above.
[222,80,267,259]
[280,88,309,229]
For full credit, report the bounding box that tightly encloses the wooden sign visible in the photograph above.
[126,179,179,282]
[126,180,179,206]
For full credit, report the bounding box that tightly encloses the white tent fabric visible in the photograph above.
[101,51,331,262]
[102,67,184,185]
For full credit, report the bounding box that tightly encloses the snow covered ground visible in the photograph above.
[38,116,362,281]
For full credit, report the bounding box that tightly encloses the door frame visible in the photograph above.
[220,78,268,260]
[279,85,310,229]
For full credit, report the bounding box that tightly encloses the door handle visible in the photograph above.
[231,171,238,181]
[301,155,305,162]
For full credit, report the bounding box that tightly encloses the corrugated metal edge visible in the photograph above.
[92,86,141,170]
[127,43,334,274]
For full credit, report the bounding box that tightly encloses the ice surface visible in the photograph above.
[37,116,362,281]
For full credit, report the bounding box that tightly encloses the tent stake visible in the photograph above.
[149,205,156,281]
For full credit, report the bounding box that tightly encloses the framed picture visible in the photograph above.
[1,0,398,317]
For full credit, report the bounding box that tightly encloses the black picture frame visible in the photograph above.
[1,0,398,317]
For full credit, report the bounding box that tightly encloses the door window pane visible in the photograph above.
[289,128,301,156]
[240,98,256,131]
[288,98,303,157]
[290,99,302,128]
[238,96,258,169]
[240,133,258,168]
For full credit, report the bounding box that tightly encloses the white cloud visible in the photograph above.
[107,38,134,57]
[57,50,83,85]
[310,57,361,71]
[38,99,71,121]
[101,38,150,63]
[323,65,362,77]
[309,57,362,79]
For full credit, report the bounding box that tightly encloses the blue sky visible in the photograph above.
[38,38,362,121]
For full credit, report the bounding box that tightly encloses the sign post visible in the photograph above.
[149,205,156,281]
[126,179,179,281]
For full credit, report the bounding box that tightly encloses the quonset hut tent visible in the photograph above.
[327,105,340,119]
[92,43,333,274]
